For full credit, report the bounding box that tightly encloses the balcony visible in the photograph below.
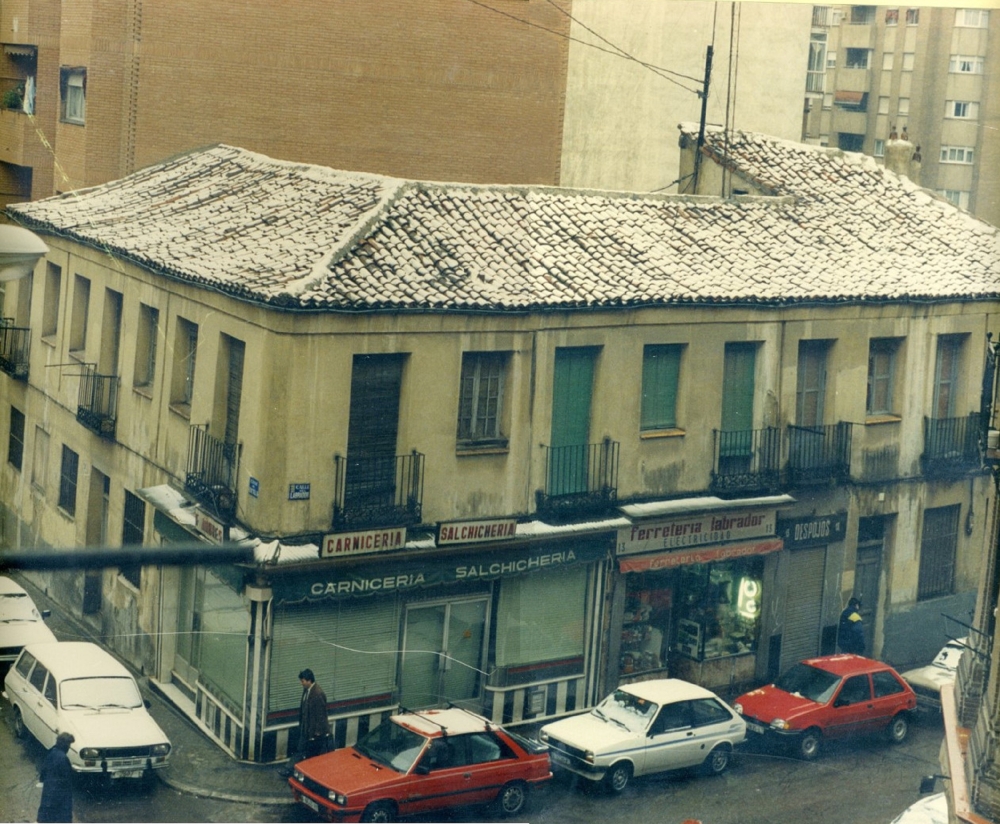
[76,364,118,439]
[0,317,29,379]
[786,422,852,486]
[185,424,240,524]
[711,427,781,496]
[921,414,982,478]
[536,438,619,519]
[333,451,424,531]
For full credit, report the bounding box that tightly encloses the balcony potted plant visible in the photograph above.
[3,85,24,111]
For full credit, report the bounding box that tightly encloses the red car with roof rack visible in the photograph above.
[288,705,551,822]
[733,654,916,760]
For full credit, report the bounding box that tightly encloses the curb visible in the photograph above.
[156,771,293,806]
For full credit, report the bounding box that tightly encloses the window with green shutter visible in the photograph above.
[640,345,682,431]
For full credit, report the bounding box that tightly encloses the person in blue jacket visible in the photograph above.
[37,731,75,823]
[838,596,866,655]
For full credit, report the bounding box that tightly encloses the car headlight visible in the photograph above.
[328,790,347,805]
[770,719,790,731]
[293,769,305,782]
[584,750,595,764]
[151,743,171,757]
[80,747,101,759]
[539,730,549,742]
[733,703,743,715]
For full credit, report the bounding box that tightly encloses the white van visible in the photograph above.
[2,641,171,779]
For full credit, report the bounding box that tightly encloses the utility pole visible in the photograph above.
[692,44,713,195]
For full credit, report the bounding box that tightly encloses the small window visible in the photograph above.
[813,6,832,26]
[947,100,979,119]
[8,406,25,471]
[956,8,989,28]
[838,133,865,152]
[42,262,61,338]
[874,139,885,158]
[58,445,79,516]
[898,97,910,115]
[867,338,900,416]
[845,48,871,69]
[69,275,90,353]
[59,67,86,124]
[940,146,975,164]
[905,8,919,24]
[120,489,145,588]
[457,352,508,447]
[691,698,733,727]
[918,505,959,600]
[885,8,899,24]
[133,304,159,389]
[949,55,984,74]
[882,52,894,71]
[171,317,198,412]
[826,52,837,69]
[822,93,833,110]
[641,344,682,431]
[937,190,971,209]
[877,96,890,114]
[850,6,875,25]
[873,670,905,698]
[901,52,915,71]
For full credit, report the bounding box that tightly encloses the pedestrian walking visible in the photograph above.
[279,668,331,777]
[838,596,866,655]
[37,731,75,823]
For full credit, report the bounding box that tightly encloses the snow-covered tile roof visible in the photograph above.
[8,135,998,311]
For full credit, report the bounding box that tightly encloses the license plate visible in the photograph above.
[112,769,145,779]
[551,751,572,767]
[747,722,767,735]
[302,797,320,813]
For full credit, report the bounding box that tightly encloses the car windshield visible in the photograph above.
[60,676,143,709]
[774,663,842,704]
[593,689,659,732]
[354,719,428,773]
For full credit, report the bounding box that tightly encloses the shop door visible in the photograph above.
[549,348,595,495]
[400,598,488,710]
[855,521,884,656]
[779,547,826,672]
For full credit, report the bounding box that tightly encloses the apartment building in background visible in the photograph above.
[802,4,1000,226]
[1,129,995,761]
[0,0,812,207]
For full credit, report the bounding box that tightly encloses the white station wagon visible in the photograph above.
[0,576,56,671]
[3,641,171,780]
[540,678,746,793]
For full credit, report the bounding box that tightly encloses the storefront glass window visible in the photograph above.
[496,566,587,667]
[620,559,763,676]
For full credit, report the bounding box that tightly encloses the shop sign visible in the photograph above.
[617,508,777,556]
[618,537,783,573]
[273,540,609,603]
[322,527,407,558]
[194,510,225,544]
[776,512,847,550]
[437,518,517,546]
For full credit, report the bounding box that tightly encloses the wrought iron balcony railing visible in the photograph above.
[333,451,424,531]
[711,427,781,496]
[921,413,982,477]
[76,364,118,440]
[0,318,29,379]
[185,424,240,523]
[786,421,852,486]
[536,438,619,518]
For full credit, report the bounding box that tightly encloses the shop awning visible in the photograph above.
[618,537,783,573]
[3,44,36,57]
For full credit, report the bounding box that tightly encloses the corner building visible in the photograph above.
[1,130,997,761]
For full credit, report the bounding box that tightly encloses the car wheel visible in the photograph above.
[604,761,632,794]
[495,780,528,817]
[887,713,909,745]
[798,728,822,760]
[360,801,396,823]
[703,744,731,776]
[11,706,26,739]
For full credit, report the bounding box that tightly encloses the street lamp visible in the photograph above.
[0,224,48,281]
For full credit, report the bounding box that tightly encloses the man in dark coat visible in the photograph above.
[838,596,866,655]
[296,668,331,760]
[37,731,75,823]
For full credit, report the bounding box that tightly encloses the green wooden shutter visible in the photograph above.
[550,349,595,495]
[721,344,756,457]
[641,345,681,430]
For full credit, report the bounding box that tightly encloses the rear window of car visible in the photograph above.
[873,670,905,697]
[691,698,733,726]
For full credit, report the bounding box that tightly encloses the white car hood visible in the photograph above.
[902,664,956,692]
[0,620,57,649]
[63,707,170,748]
[543,711,640,754]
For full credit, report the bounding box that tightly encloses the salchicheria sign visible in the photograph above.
[272,540,609,604]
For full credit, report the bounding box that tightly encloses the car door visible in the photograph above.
[824,674,873,739]
[35,671,61,749]
[643,700,702,774]
[689,697,741,759]
[871,670,910,729]
[21,658,53,743]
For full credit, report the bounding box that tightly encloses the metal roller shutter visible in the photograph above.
[779,547,827,672]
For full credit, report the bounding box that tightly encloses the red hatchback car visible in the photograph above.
[734,654,917,760]
[288,706,551,822]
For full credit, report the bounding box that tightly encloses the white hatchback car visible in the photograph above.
[0,576,57,672]
[539,678,746,793]
[900,638,967,713]
[3,641,171,780]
